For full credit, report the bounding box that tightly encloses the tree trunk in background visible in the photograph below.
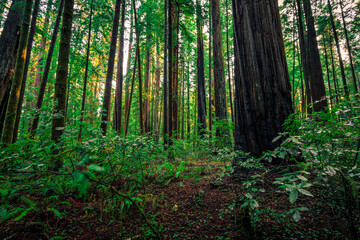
[78,0,94,141]
[187,54,190,140]
[34,0,52,98]
[51,0,74,170]
[163,0,168,146]
[154,45,161,141]
[144,32,152,134]
[232,0,293,157]
[327,0,348,95]
[196,0,206,136]
[329,35,340,103]
[322,36,333,109]
[113,0,126,134]
[208,1,212,137]
[2,0,33,144]
[13,0,41,143]
[168,0,173,146]
[171,5,179,138]
[210,0,228,142]
[295,0,311,114]
[303,0,328,112]
[0,0,22,139]
[100,0,122,136]
[339,0,357,92]
[225,0,233,123]
[30,0,65,136]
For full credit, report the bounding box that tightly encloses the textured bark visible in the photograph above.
[232,0,293,156]
[51,0,74,170]
[303,0,328,112]
[322,36,333,109]
[2,0,33,144]
[208,1,212,135]
[163,0,168,146]
[210,0,228,140]
[154,46,161,141]
[144,32,151,134]
[30,0,64,136]
[225,0,233,123]
[295,0,311,114]
[12,0,41,143]
[100,0,122,136]
[0,0,22,138]
[196,0,206,136]
[170,5,179,137]
[329,35,340,103]
[327,0,348,95]
[114,0,126,133]
[168,0,173,145]
[339,0,357,92]
[78,0,94,141]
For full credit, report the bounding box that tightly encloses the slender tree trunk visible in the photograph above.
[51,0,74,170]
[154,44,161,141]
[232,0,293,157]
[30,0,65,136]
[210,0,228,142]
[339,0,357,92]
[100,0,122,136]
[329,32,340,103]
[303,0,328,112]
[327,0,348,95]
[322,36,333,109]
[168,0,173,145]
[196,0,206,136]
[187,57,190,140]
[208,1,212,136]
[295,0,312,114]
[114,0,126,133]
[78,0,94,141]
[144,32,151,134]
[2,0,33,144]
[225,0,233,123]
[163,0,168,146]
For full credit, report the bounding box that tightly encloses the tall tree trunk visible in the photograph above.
[154,43,161,141]
[327,0,348,95]
[329,34,340,103]
[225,0,233,123]
[78,0,94,141]
[163,0,168,146]
[232,0,293,157]
[196,0,206,136]
[30,0,65,136]
[322,36,333,109]
[210,0,228,142]
[339,0,357,92]
[303,0,328,112]
[12,0,41,143]
[114,0,126,133]
[295,0,312,114]
[208,1,212,136]
[1,0,33,144]
[187,55,190,140]
[144,32,152,134]
[168,0,173,146]
[34,0,52,99]
[100,0,122,136]
[0,0,22,139]
[51,0,74,170]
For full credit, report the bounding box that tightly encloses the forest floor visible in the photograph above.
[0,156,354,239]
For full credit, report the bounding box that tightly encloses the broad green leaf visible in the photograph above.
[298,188,314,197]
[292,209,301,222]
[289,189,298,204]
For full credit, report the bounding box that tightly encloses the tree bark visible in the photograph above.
[50,0,74,170]
[210,0,228,142]
[30,0,65,136]
[2,0,33,144]
[232,0,293,157]
[303,0,328,112]
[225,0,233,123]
[196,0,206,136]
[100,0,122,136]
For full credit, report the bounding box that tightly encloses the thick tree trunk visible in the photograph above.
[232,0,293,157]
[2,0,33,144]
[225,0,233,123]
[114,0,126,133]
[30,0,65,136]
[303,0,328,112]
[51,0,74,170]
[327,0,348,95]
[196,0,206,136]
[210,0,228,142]
[100,0,122,136]
[12,0,41,143]
[78,0,94,141]
[0,0,22,139]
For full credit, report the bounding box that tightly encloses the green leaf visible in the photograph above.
[88,164,105,172]
[297,175,307,181]
[292,209,301,222]
[298,188,314,197]
[298,207,309,212]
[272,135,282,143]
[289,189,298,204]
[48,208,62,219]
